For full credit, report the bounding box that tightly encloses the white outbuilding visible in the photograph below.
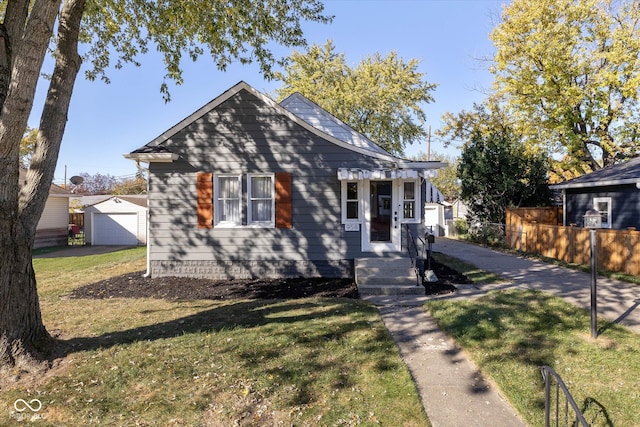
[84,196,147,245]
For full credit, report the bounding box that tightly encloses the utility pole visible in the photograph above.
[427,125,431,161]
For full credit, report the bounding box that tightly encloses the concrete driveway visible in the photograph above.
[33,245,139,258]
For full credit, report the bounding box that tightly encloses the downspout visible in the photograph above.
[137,160,152,278]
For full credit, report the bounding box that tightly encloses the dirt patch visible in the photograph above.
[68,257,472,301]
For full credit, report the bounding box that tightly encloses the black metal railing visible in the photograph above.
[540,366,589,427]
[405,224,426,286]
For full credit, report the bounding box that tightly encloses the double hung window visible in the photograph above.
[593,197,612,228]
[215,175,242,226]
[213,174,276,227]
[341,181,361,223]
[248,174,275,227]
[403,182,416,220]
[401,180,420,223]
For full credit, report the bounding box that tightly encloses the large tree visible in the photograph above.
[458,127,553,225]
[274,40,437,155]
[0,0,330,368]
[491,0,640,171]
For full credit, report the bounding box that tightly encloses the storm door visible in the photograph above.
[362,180,401,252]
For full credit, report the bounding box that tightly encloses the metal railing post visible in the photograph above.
[540,366,589,427]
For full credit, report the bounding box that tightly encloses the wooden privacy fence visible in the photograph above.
[69,212,84,229]
[506,208,640,276]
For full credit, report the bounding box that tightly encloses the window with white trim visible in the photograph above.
[248,174,275,226]
[403,182,416,220]
[214,174,242,226]
[341,180,361,223]
[401,180,420,223]
[593,197,612,228]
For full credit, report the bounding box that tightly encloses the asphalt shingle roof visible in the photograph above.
[550,157,640,189]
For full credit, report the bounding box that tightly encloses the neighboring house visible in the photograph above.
[125,81,446,279]
[550,156,640,229]
[19,169,72,249]
[81,196,148,245]
[452,199,469,219]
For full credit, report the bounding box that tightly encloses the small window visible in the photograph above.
[403,182,416,220]
[342,181,361,223]
[346,182,359,219]
[593,197,612,228]
[248,174,275,227]
[215,174,242,226]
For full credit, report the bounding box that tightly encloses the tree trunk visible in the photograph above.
[0,0,85,368]
[0,232,50,366]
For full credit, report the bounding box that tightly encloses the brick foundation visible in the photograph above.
[150,259,353,280]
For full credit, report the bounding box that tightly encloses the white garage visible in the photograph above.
[84,196,147,245]
[92,213,138,245]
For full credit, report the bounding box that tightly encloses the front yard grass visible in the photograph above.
[426,288,640,427]
[1,247,428,426]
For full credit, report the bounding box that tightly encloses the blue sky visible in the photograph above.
[31,0,506,185]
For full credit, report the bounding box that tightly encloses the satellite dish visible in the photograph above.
[70,176,84,185]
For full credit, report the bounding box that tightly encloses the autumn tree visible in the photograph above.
[490,0,640,172]
[112,176,147,195]
[274,40,437,155]
[0,0,330,368]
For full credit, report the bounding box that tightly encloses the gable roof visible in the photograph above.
[125,81,444,171]
[76,195,148,209]
[279,93,392,156]
[550,157,640,190]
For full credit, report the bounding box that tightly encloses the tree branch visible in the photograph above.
[22,0,86,231]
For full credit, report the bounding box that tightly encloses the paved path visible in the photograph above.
[436,238,640,333]
[377,304,526,426]
[364,238,640,427]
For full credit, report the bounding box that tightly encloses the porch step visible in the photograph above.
[355,257,424,296]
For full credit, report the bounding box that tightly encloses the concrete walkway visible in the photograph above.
[436,238,640,333]
[378,304,527,426]
[363,238,640,427]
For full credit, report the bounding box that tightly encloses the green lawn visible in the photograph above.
[1,247,429,426]
[426,289,640,427]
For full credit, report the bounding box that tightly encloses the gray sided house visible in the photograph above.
[551,156,640,229]
[125,81,445,279]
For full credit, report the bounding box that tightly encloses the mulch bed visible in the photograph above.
[68,257,472,301]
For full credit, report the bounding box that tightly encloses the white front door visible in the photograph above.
[362,180,401,252]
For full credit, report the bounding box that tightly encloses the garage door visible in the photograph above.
[93,213,138,245]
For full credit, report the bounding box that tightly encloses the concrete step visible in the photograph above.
[358,283,425,296]
[354,257,413,269]
[355,257,424,296]
[356,268,416,286]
